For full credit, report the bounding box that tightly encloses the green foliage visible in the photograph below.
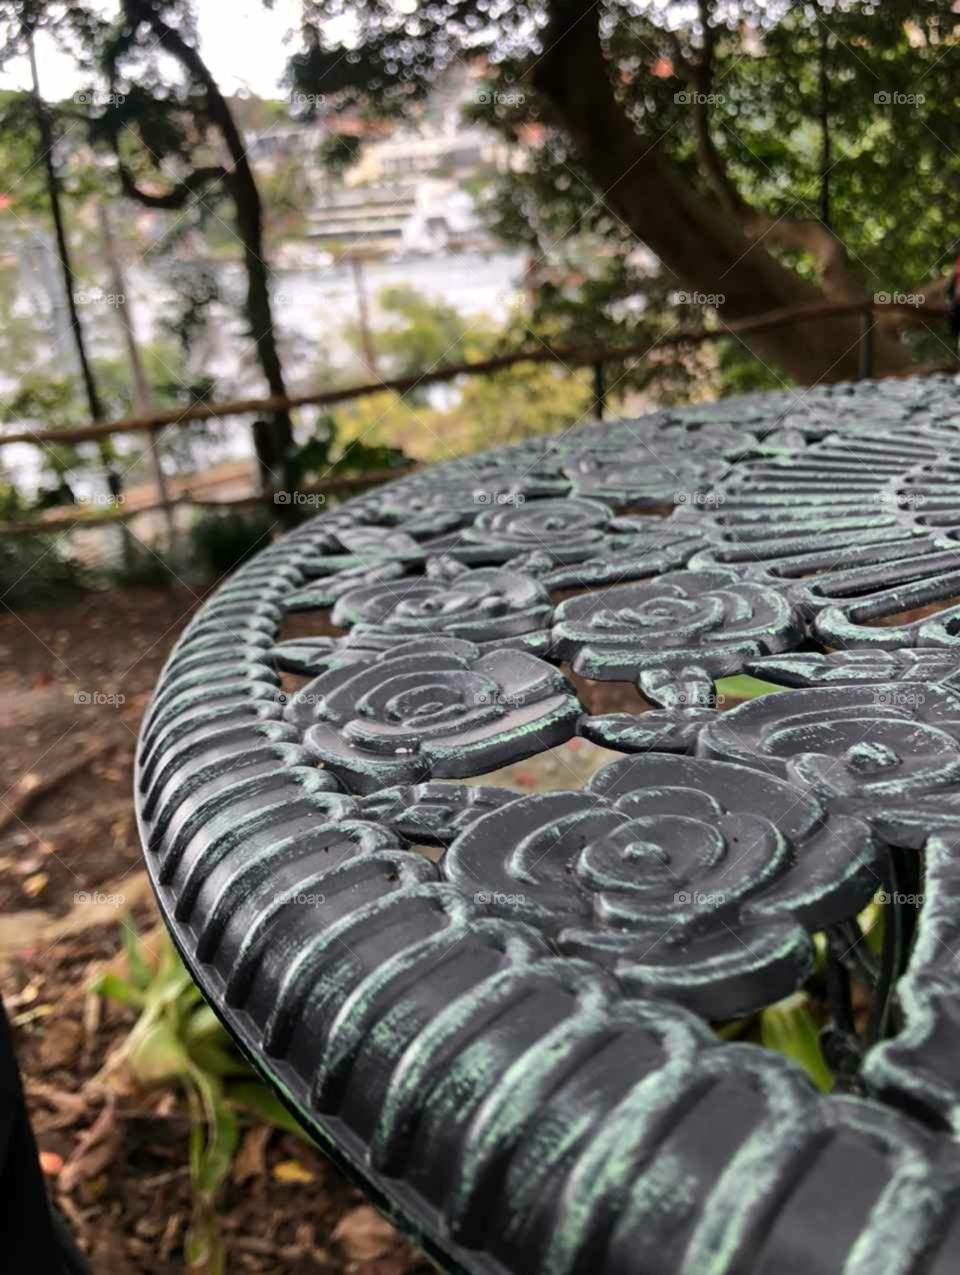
[0,533,96,608]
[288,412,409,483]
[188,508,276,579]
[93,921,312,1273]
[761,993,835,1093]
[360,285,472,387]
[291,0,960,385]
[714,674,783,700]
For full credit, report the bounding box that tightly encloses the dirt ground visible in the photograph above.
[0,586,435,1275]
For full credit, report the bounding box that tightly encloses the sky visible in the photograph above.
[0,0,314,100]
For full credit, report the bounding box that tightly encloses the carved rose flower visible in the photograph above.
[285,638,581,794]
[443,752,875,1018]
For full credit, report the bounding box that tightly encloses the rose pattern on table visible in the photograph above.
[137,374,960,1275]
[284,637,582,793]
[563,447,729,507]
[550,568,803,681]
[699,682,960,847]
[579,708,718,753]
[747,648,960,690]
[329,566,553,646]
[508,519,705,589]
[357,782,522,845]
[441,496,617,564]
[442,752,876,1017]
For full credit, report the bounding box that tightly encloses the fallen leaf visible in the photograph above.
[23,872,49,897]
[331,1205,396,1261]
[272,1158,316,1184]
[233,1125,271,1184]
[39,1150,64,1176]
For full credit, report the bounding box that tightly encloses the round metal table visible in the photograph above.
[136,373,960,1275]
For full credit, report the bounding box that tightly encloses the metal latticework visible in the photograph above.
[136,373,960,1275]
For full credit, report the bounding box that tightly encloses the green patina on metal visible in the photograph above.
[134,374,960,1275]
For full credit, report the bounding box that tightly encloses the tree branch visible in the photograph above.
[115,157,228,209]
[670,1,863,301]
[531,0,912,380]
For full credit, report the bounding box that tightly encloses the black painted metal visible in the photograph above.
[136,372,960,1274]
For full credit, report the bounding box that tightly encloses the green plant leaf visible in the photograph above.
[184,1004,228,1046]
[129,1019,192,1084]
[89,970,142,1007]
[229,1081,314,1141]
[761,993,834,1093]
[121,916,155,992]
[714,675,783,700]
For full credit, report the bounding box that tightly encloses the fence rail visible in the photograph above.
[1,296,952,538]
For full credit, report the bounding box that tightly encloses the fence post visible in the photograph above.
[859,304,874,380]
[593,359,607,420]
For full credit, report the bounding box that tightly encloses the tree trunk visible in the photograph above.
[128,0,295,492]
[29,32,133,573]
[532,0,913,384]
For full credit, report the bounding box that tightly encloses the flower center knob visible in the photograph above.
[845,741,900,774]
